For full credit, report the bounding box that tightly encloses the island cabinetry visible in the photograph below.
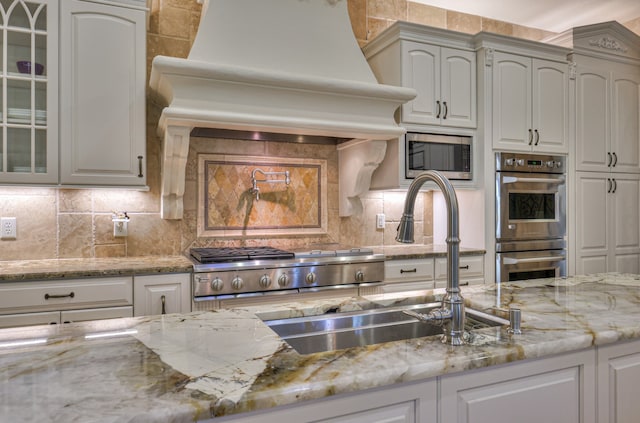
[133,273,191,316]
[219,379,437,423]
[363,22,476,128]
[489,51,569,154]
[0,276,133,328]
[596,339,640,423]
[575,172,640,274]
[439,348,596,423]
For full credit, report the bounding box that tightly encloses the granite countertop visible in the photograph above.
[0,256,194,282]
[1,272,640,422]
[375,244,485,259]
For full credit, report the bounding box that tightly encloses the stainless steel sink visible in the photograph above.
[262,302,509,354]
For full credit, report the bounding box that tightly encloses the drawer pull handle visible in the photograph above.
[460,282,469,286]
[459,265,469,270]
[137,156,144,178]
[45,292,75,300]
[161,295,166,315]
[400,268,417,274]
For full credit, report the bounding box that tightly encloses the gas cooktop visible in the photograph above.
[190,246,295,263]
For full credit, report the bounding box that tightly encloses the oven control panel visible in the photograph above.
[496,152,565,173]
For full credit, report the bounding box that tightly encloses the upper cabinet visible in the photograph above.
[0,0,147,187]
[59,0,147,186]
[474,32,571,155]
[491,52,569,154]
[0,0,58,184]
[363,22,476,129]
[575,66,640,173]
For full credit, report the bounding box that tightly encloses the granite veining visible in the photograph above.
[0,256,194,282]
[1,273,640,422]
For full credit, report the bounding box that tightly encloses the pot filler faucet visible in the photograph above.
[396,170,466,346]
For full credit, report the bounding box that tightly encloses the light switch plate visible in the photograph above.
[1,217,17,239]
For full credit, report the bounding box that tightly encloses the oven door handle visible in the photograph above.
[502,176,565,184]
[503,256,566,265]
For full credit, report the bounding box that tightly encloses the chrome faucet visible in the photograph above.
[397,170,465,346]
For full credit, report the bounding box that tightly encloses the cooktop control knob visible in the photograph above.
[210,277,224,292]
[278,273,290,287]
[355,270,365,282]
[259,274,272,289]
[231,276,244,290]
[305,272,317,285]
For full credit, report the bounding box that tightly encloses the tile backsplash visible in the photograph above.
[0,1,638,260]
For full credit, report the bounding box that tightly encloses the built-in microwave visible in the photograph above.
[405,132,472,180]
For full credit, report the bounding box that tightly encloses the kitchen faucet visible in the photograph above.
[396,170,465,346]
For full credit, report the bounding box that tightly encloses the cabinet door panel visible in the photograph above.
[60,0,146,186]
[441,47,476,128]
[533,59,568,153]
[611,175,640,254]
[611,73,640,173]
[401,41,439,125]
[134,274,191,316]
[576,69,610,171]
[492,52,531,150]
[575,173,610,267]
[598,340,640,423]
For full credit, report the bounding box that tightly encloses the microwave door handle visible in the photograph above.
[502,176,565,184]
[503,256,566,265]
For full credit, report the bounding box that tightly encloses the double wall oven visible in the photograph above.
[495,152,567,282]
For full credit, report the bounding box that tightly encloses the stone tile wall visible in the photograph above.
[0,0,638,260]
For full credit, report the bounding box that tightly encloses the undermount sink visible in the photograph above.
[262,302,509,355]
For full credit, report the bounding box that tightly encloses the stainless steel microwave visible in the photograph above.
[405,132,472,180]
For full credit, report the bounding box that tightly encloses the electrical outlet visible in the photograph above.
[1,217,17,239]
[114,220,128,237]
[376,213,385,229]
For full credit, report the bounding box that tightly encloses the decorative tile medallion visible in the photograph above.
[197,154,327,237]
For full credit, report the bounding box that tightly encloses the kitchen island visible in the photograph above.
[1,273,639,422]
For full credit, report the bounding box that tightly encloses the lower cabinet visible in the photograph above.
[133,273,191,316]
[0,276,133,329]
[216,379,437,423]
[597,339,640,423]
[440,349,596,423]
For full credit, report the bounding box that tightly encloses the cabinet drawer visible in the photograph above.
[60,306,133,323]
[435,255,484,280]
[0,277,133,314]
[385,259,435,282]
[0,311,60,329]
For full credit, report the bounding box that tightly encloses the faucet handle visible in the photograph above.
[508,307,522,334]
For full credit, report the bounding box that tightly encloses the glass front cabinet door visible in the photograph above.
[0,0,57,183]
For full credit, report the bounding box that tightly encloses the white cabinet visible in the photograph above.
[0,0,146,187]
[218,379,436,423]
[399,41,476,128]
[575,172,640,274]
[440,349,596,423]
[364,22,476,129]
[491,51,569,154]
[134,274,191,316]
[597,339,640,423]
[59,0,146,186]
[434,255,484,289]
[0,0,58,183]
[377,254,484,294]
[576,66,640,174]
[0,276,134,329]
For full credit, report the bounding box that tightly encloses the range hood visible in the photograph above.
[149,0,415,219]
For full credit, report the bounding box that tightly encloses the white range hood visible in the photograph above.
[149,0,415,219]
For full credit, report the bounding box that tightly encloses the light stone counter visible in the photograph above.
[1,273,639,421]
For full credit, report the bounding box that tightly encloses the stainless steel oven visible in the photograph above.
[495,152,567,283]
